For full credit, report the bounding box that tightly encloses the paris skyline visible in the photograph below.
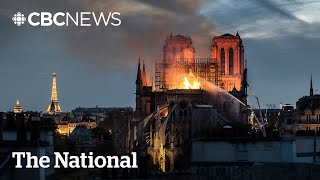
[1,0,320,111]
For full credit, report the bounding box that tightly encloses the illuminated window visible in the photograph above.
[221,48,225,75]
[229,48,234,75]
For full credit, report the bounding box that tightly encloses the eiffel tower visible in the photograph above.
[47,73,62,115]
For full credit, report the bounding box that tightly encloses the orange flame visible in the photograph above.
[164,66,202,90]
[184,76,201,89]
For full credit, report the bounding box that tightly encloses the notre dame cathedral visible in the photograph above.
[129,32,248,172]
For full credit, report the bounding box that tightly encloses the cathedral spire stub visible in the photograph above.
[310,74,314,96]
[136,59,142,85]
[142,60,147,86]
[135,58,143,115]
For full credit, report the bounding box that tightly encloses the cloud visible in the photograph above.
[202,0,320,40]
[253,0,303,21]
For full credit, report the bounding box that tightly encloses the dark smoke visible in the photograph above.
[0,0,217,72]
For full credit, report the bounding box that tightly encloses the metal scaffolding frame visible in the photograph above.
[155,58,221,90]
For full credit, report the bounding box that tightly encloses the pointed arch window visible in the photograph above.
[221,48,225,75]
[229,48,234,75]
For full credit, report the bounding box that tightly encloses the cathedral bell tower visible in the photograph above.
[211,32,245,91]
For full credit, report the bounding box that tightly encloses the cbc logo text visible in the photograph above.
[12,12,121,27]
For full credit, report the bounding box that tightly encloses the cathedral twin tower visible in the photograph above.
[162,32,245,91]
[211,32,245,91]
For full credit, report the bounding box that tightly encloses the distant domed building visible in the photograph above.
[13,100,23,114]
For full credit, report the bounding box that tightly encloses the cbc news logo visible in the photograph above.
[12,12,26,26]
[11,11,121,27]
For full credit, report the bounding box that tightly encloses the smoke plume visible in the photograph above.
[0,0,217,72]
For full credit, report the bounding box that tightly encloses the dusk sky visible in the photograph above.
[1,0,320,111]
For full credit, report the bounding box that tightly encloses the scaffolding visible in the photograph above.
[155,58,221,90]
